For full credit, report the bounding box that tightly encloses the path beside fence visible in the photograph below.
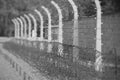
[0,42,50,80]
[0,47,22,80]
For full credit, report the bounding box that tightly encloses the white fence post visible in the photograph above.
[42,6,52,42]
[12,19,17,38]
[51,1,63,43]
[20,17,24,39]
[51,1,63,56]
[17,18,24,39]
[14,19,20,38]
[28,13,37,40]
[20,16,27,39]
[95,0,103,72]
[34,9,44,41]
[67,0,79,61]
[24,14,32,39]
[42,6,52,52]
[16,18,20,38]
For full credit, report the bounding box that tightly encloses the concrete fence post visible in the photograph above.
[42,6,52,52]
[15,19,20,38]
[51,1,63,56]
[24,14,32,40]
[67,0,79,61]
[94,0,103,72]
[42,6,52,42]
[17,18,24,39]
[14,19,20,38]
[28,14,37,40]
[51,1,63,44]
[20,16,27,39]
[34,9,44,41]
[34,9,44,50]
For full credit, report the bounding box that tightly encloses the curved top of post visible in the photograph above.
[95,0,101,11]
[51,1,63,21]
[24,14,30,21]
[68,0,78,20]
[14,19,20,29]
[13,18,20,26]
[20,16,27,27]
[51,1,62,17]
[12,19,17,26]
[20,16,26,23]
[41,6,51,22]
[17,17,23,27]
[17,17,22,23]
[28,13,37,29]
[14,19,19,26]
[34,9,43,23]
[24,14,31,26]
[19,17,24,27]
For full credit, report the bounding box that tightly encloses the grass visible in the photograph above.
[4,40,120,80]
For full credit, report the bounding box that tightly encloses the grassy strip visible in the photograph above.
[3,40,100,80]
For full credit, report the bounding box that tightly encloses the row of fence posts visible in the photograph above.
[12,0,103,73]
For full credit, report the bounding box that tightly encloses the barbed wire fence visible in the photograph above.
[8,0,120,80]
